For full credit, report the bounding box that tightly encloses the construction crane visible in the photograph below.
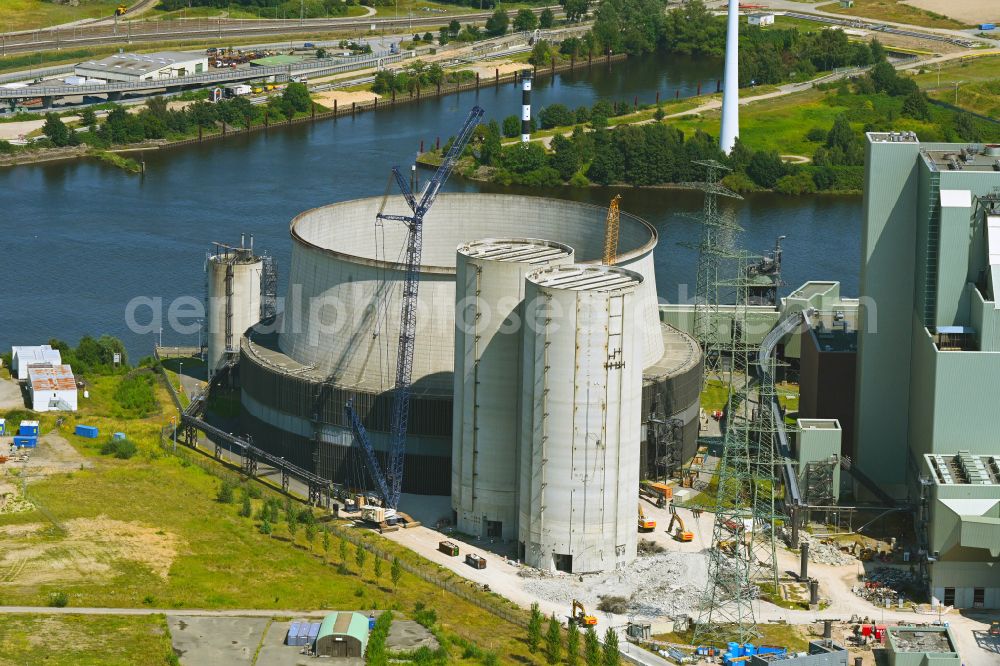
[638,503,656,532]
[344,105,485,512]
[602,194,621,265]
[571,600,598,626]
[668,506,694,542]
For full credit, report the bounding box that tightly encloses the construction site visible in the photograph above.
[150,100,997,664]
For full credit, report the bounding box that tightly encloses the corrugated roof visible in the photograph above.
[28,364,76,392]
[317,612,370,645]
[77,52,204,75]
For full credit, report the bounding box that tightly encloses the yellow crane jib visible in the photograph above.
[602,194,621,265]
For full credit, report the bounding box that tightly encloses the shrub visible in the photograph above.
[775,171,817,195]
[113,373,158,417]
[413,601,437,628]
[217,480,235,503]
[100,438,138,459]
[805,127,827,142]
[49,591,69,607]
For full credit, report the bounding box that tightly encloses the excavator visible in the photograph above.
[115,4,128,16]
[637,503,656,532]
[571,600,597,627]
[667,506,694,542]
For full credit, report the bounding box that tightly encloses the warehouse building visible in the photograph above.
[74,52,208,83]
[28,365,78,412]
[314,612,368,657]
[10,345,62,381]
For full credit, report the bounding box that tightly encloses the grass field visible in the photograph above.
[0,614,175,666]
[818,0,969,29]
[654,622,812,651]
[147,4,370,21]
[910,54,1000,117]
[0,0,125,32]
[0,371,533,664]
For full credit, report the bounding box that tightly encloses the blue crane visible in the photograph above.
[345,105,485,511]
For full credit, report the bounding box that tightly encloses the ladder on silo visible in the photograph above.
[923,177,941,326]
[224,258,234,354]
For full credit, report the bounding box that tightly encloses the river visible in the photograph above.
[0,52,861,359]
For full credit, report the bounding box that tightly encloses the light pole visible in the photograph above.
[158,327,163,349]
[954,80,964,105]
[178,362,184,393]
[197,319,203,355]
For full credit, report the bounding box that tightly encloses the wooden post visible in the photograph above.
[676,89,680,100]
[476,71,480,89]
[550,58,555,75]
[697,82,701,96]
[392,90,396,104]
[352,101,356,116]
[198,125,203,142]
[495,68,499,87]
[264,110,269,128]
[420,140,424,153]
[334,99,338,115]
[571,55,575,72]
[588,53,592,68]
[656,91,660,104]
[716,79,721,93]
[374,96,378,110]
[311,102,315,120]
[417,83,420,99]
[436,136,440,150]
[634,95,638,110]
[222,122,227,136]
[437,82,441,95]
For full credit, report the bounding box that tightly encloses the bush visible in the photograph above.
[217,480,235,504]
[113,373,158,417]
[100,438,138,459]
[49,591,69,607]
[539,103,575,129]
[413,601,437,628]
[775,171,817,195]
[805,127,827,142]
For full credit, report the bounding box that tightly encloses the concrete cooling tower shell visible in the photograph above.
[517,265,644,574]
[206,246,262,378]
[452,239,575,541]
[239,193,698,497]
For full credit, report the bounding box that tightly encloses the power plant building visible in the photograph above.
[452,239,574,541]
[518,265,644,573]
[239,194,702,517]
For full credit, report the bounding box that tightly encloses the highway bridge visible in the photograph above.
[0,7,561,56]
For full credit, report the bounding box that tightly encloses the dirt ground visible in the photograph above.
[901,0,1000,24]
[469,61,530,78]
[0,378,25,409]
[6,431,92,477]
[311,90,379,108]
[0,516,178,586]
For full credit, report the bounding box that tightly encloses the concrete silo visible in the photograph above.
[452,239,574,541]
[518,265,644,573]
[206,238,263,378]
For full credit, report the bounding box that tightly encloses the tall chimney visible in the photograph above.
[720,0,740,155]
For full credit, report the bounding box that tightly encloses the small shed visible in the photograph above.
[748,13,775,27]
[315,612,369,658]
[28,365,78,412]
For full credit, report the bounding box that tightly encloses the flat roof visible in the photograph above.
[28,365,76,392]
[887,627,956,654]
[77,51,204,75]
[926,451,1000,486]
[250,55,303,66]
[798,419,841,430]
[527,265,642,292]
[922,145,1000,172]
[458,238,573,264]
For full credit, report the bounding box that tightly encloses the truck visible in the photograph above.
[224,84,252,97]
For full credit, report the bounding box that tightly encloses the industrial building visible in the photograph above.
[10,345,62,381]
[27,365,77,412]
[239,195,702,506]
[205,238,274,379]
[73,52,209,83]
[314,612,369,657]
[884,626,960,666]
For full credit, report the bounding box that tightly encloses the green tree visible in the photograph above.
[539,103,575,129]
[485,8,509,36]
[901,90,929,120]
[527,602,543,652]
[42,113,71,147]
[355,543,367,574]
[502,114,521,138]
[423,31,433,42]
[322,528,331,558]
[259,519,272,535]
[584,626,601,665]
[339,534,349,563]
[449,19,461,36]
[540,7,555,28]
[562,0,590,22]
[480,119,503,166]
[304,522,317,550]
[287,516,299,540]
[602,628,619,666]
[514,8,538,32]
[282,81,311,113]
[390,556,402,589]
[238,495,252,517]
[551,134,580,181]
[374,556,383,582]
[529,40,553,66]
[746,150,786,188]
[216,480,235,504]
[439,26,450,45]
[567,620,580,666]
[81,107,98,129]
[545,614,563,664]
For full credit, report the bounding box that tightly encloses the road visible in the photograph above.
[0,606,331,617]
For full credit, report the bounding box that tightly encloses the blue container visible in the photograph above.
[113,432,127,440]
[307,622,320,643]
[980,23,995,31]
[0,419,6,435]
[74,424,99,439]
[13,436,37,448]
[19,421,39,436]
[286,622,300,646]
[368,615,376,630]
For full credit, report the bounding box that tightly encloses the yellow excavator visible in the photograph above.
[115,4,128,16]
[571,600,597,626]
[637,503,656,532]
[667,507,694,542]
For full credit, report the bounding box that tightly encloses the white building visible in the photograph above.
[74,52,209,84]
[11,345,62,381]
[28,365,78,412]
[749,13,775,26]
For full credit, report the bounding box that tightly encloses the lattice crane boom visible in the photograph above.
[345,105,485,510]
[603,194,621,265]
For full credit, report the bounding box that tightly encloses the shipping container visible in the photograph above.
[13,436,37,448]
[286,622,300,645]
[19,420,39,436]
[296,621,312,646]
[465,553,486,569]
[307,622,320,643]
[980,23,995,31]
[113,432,127,440]
[75,424,99,439]
[438,540,460,556]
[0,418,5,435]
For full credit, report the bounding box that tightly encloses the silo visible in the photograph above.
[206,239,263,378]
[452,239,574,541]
[518,265,643,573]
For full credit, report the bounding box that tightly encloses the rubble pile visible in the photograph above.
[853,566,916,604]
[802,535,855,566]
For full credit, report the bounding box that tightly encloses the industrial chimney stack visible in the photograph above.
[521,71,532,144]
[720,0,740,155]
